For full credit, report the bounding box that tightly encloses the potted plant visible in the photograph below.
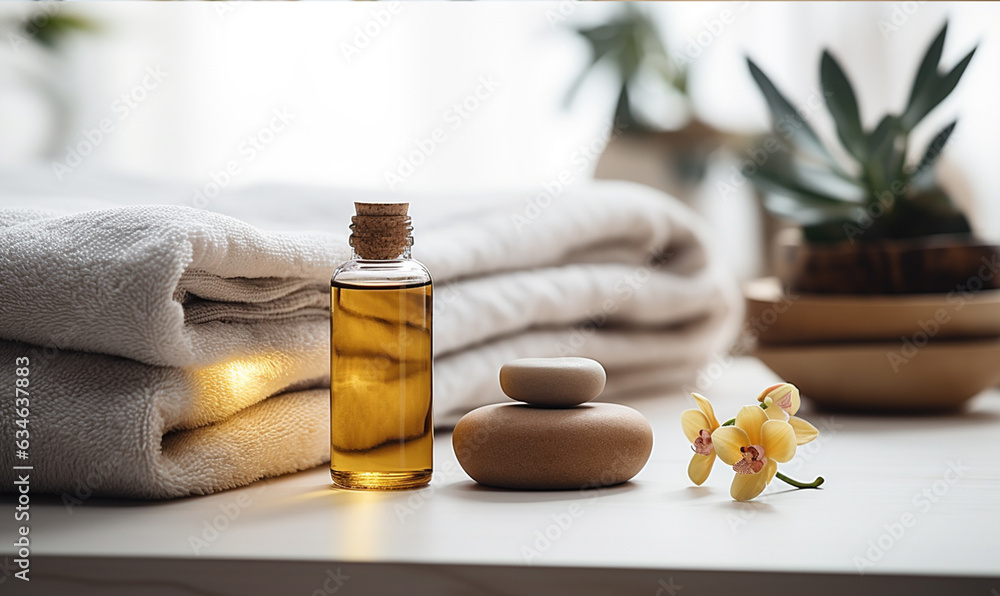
[746,23,995,294]
[743,23,1000,412]
[566,6,730,201]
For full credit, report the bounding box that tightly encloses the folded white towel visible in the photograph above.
[0,180,741,498]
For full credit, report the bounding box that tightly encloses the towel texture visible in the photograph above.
[0,180,741,498]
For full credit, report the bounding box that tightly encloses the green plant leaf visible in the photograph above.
[901,45,976,130]
[910,120,956,187]
[746,22,975,244]
[820,51,867,163]
[905,23,948,123]
[759,148,867,203]
[564,24,626,108]
[566,9,682,116]
[746,57,834,165]
[932,47,976,110]
[753,163,855,208]
[866,115,897,158]
[613,86,635,130]
[21,14,100,49]
[575,23,627,59]
[761,192,862,227]
[863,115,907,193]
[881,134,907,195]
[751,144,868,229]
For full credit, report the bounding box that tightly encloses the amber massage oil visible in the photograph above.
[330,202,433,490]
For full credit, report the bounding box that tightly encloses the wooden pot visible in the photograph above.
[778,234,1000,295]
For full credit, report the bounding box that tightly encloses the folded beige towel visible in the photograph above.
[0,180,741,498]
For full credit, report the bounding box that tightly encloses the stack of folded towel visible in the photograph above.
[0,180,741,498]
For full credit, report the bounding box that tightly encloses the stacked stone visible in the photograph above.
[452,357,653,490]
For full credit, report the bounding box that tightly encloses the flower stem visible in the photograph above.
[721,418,735,426]
[775,471,824,489]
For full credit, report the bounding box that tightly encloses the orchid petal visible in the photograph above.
[681,409,710,443]
[761,420,797,462]
[711,426,749,465]
[764,404,789,421]
[757,383,801,415]
[775,384,800,415]
[736,405,768,445]
[731,468,768,501]
[764,460,778,485]
[756,383,784,402]
[789,416,819,445]
[688,453,715,486]
[691,393,720,429]
[785,386,801,415]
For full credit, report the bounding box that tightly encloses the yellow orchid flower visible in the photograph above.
[757,383,819,446]
[711,406,798,501]
[756,382,800,415]
[680,393,720,485]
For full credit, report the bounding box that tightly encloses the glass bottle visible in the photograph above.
[330,202,433,490]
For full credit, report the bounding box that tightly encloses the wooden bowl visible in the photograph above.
[745,277,1000,345]
[755,338,1000,412]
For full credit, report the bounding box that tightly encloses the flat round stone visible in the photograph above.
[452,403,653,490]
[499,357,606,407]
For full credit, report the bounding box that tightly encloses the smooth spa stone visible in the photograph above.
[499,357,607,407]
[452,402,653,490]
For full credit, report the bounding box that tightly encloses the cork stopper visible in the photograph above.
[350,202,413,260]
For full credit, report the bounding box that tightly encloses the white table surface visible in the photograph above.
[3,357,999,595]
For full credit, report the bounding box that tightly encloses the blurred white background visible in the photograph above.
[1,1,998,276]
